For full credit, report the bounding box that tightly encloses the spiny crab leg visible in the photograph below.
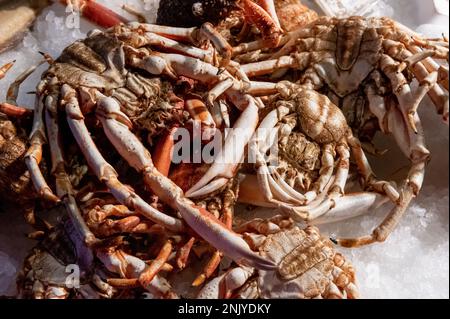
[129,52,260,198]
[120,30,213,64]
[0,103,32,118]
[94,92,275,271]
[45,91,97,245]
[192,186,236,287]
[98,246,177,297]
[139,239,173,287]
[61,84,185,233]
[2,59,61,202]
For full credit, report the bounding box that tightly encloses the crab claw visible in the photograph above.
[186,97,260,198]
[177,201,276,270]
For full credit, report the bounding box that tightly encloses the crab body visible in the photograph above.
[198,217,359,299]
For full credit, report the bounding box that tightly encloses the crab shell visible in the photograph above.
[256,226,358,299]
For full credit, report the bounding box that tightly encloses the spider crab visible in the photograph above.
[188,14,449,248]
[1,20,280,276]
[198,215,359,299]
[17,202,179,299]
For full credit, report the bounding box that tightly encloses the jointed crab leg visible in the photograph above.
[62,0,129,29]
[62,84,185,233]
[385,40,449,122]
[25,87,59,203]
[139,239,173,287]
[44,91,97,245]
[0,61,14,80]
[336,105,430,247]
[307,193,390,225]
[94,92,275,271]
[134,23,232,66]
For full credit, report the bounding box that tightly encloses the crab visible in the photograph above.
[199,16,449,247]
[1,19,279,273]
[197,215,359,299]
[240,81,396,219]
[17,203,180,299]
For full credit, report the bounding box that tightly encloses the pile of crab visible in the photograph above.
[0,0,448,299]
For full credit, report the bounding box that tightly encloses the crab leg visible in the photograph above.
[336,107,429,247]
[176,237,196,270]
[0,61,14,80]
[192,250,223,287]
[4,60,46,105]
[384,39,449,122]
[121,31,213,63]
[310,192,389,225]
[185,96,216,140]
[135,23,232,66]
[278,143,351,221]
[45,91,96,245]
[247,108,307,205]
[240,0,283,47]
[256,0,281,29]
[193,185,236,286]
[99,247,178,298]
[25,90,59,203]
[62,84,184,233]
[62,0,129,29]
[139,239,173,287]
[95,93,275,271]
[198,266,255,299]
[347,134,400,203]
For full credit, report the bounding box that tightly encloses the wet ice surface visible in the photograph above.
[0,0,448,298]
